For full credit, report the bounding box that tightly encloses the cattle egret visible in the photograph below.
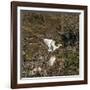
[43,38,62,52]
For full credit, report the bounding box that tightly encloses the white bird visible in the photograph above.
[43,38,62,52]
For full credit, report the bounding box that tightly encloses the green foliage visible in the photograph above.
[64,51,79,75]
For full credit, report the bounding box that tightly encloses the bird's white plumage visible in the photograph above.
[43,38,62,52]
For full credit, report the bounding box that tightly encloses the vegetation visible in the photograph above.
[20,10,79,78]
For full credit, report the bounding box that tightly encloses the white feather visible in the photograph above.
[43,38,62,52]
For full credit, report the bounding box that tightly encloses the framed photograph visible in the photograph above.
[11,1,88,89]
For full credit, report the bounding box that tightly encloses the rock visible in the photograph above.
[48,56,56,66]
